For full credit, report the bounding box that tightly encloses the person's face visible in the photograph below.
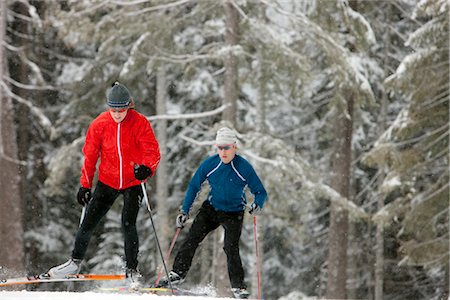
[216,144,237,164]
[109,107,129,123]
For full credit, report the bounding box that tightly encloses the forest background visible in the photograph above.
[0,1,448,300]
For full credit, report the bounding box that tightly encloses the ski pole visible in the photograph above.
[140,182,174,292]
[154,227,181,286]
[68,205,86,291]
[253,216,261,300]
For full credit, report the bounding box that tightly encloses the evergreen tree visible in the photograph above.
[364,0,449,298]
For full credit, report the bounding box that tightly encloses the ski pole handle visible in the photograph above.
[79,206,86,227]
[140,182,151,213]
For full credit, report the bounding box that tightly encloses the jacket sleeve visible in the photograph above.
[181,159,209,214]
[138,117,160,175]
[244,163,267,208]
[80,121,101,188]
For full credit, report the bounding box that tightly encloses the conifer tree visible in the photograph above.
[364,1,449,298]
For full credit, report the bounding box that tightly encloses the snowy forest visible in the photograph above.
[0,0,448,299]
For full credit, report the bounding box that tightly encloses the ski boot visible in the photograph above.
[157,271,185,287]
[231,287,250,299]
[47,258,82,278]
[126,268,143,290]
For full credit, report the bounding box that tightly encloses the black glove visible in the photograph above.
[176,212,189,228]
[134,164,152,181]
[77,187,91,206]
[249,202,261,215]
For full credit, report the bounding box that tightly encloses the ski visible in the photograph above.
[0,273,125,287]
[97,286,209,296]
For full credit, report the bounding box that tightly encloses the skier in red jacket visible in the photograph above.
[47,82,160,287]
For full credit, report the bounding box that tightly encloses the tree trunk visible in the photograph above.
[222,0,239,126]
[0,0,25,274]
[10,0,43,274]
[256,53,267,134]
[199,234,213,285]
[325,92,354,299]
[212,228,228,295]
[155,66,169,255]
[326,2,358,298]
[374,4,390,299]
[251,52,266,298]
[214,1,240,295]
[445,263,449,299]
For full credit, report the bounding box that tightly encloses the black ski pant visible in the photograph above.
[173,200,246,289]
[72,181,142,269]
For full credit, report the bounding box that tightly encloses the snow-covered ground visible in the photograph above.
[1,290,311,300]
[0,291,234,300]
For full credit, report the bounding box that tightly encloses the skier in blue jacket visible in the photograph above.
[160,127,267,299]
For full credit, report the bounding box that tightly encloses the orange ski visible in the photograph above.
[0,273,125,287]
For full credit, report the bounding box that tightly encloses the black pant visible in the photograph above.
[72,181,142,269]
[173,201,246,289]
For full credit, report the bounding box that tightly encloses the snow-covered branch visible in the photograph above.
[307,180,369,220]
[229,0,249,20]
[4,44,47,85]
[111,0,152,5]
[147,103,230,121]
[10,0,43,28]
[72,0,109,17]
[179,134,212,146]
[0,81,55,137]
[147,47,218,64]
[0,153,27,166]
[259,0,375,101]
[4,76,55,91]
[240,149,280,166]
[125,0,192,17]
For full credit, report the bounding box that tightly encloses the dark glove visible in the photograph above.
[134,164,152,181]
[77,187,91,206]
[176,212,189,228]
[249,202,261,215]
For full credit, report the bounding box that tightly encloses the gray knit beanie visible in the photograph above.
[107,82,132,108]
[215,127,237,145]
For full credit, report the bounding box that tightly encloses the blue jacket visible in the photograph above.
[182,154,267,213]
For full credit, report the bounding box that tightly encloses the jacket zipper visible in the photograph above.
[117,123,123,189]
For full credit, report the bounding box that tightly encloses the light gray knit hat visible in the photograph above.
[215,127,237,145]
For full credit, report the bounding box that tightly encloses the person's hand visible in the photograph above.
[77,187,92,206]
[248,202,261,215]
[176,212,189,228]
[134,164,152,181]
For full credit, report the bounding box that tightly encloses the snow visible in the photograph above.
[346,5,376,45]
[120,33,151,78]
[0,291,234,300]
[380,175,401,194]
[57,61,92,85]
[348,54,374,97]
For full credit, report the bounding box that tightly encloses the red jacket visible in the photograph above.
[80,109,160,190]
